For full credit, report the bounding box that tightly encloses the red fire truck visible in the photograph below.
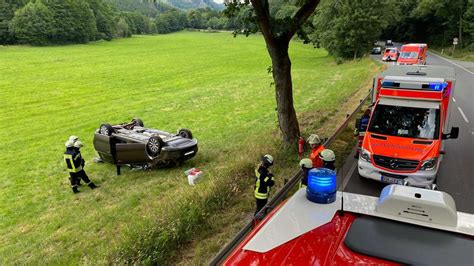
[358,65,459,188]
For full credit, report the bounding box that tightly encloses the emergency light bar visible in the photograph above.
[382,76,447,91]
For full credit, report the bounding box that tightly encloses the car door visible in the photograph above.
[115,141,149,165]
[93,133,116,164]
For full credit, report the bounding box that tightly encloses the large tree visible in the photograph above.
[10,0,53,45]
[225,0,321,144]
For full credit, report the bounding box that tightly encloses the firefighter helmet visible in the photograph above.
[65,140,74,148]
[262,154,274,166]
[299,158,312,169]
[74,141,84,149]
[69,135,79,143]
[307,134,321,145]
[319,149,335,162]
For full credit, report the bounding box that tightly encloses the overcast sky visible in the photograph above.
[214,0,224,3]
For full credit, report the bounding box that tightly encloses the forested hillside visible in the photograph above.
[0,0,229,45]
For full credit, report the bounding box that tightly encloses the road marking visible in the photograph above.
[428,52,474,75]
[453,98,456,102]
[458,107,469,123]
[342,160,358,190]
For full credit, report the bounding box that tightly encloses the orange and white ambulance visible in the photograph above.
[397,43,428,65]
[358,65,459,188]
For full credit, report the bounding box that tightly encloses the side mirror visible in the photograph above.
[442,127,459,139]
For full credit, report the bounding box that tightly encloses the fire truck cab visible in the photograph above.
[358,65,459,188]
[397,43,428,65]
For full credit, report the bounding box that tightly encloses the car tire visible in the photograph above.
[178,128,193,139]
[99,124,114,136]
[132,118,144,127]
[146,136,163,157]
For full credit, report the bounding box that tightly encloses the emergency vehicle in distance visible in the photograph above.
[382,47,399,62]
[221,185,474,265]
[358,65,459,188]
[397,43,428,65]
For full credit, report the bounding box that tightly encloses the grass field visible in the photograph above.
[431,46,474,62]
[0,31,381,264]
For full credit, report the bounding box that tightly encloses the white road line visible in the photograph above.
[428,52,474,75]
[453,98,456,102]
[342,161,358,190]
[458,107,470,123]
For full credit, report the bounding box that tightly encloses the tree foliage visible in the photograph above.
[312,0,397,59]
[10,0,52,45]
[380,0,471,47]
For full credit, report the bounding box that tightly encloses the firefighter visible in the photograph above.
[299,158,313,188]
[254,154,275,215]
[355,109,371,157]
[64,140,97,193]
[307,134,325,168]
[319,149,336,171]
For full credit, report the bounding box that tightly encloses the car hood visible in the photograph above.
[364,133,439,161]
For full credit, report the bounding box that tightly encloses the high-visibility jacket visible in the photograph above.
[254,165,274,199]
[309,145,325,168]
[64,148,83,173]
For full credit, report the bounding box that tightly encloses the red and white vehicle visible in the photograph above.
[358,65,459,188]
[397,43,428,65]
[382,47,399,62]
[222,185,474,265]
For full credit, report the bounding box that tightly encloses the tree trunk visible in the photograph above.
[268,40,300,144]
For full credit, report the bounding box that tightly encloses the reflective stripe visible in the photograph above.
[64,154,82,173]
[264,177,270,182]
[254,169,268,199]
[74,153,81,161]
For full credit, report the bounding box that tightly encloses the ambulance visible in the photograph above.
[397,43,428,65]
[358,65,459,188]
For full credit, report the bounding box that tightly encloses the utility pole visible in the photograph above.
[459,0,463,47]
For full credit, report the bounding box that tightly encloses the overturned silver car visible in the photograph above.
[93,118,198,169]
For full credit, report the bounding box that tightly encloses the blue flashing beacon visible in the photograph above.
[306,168,337,204]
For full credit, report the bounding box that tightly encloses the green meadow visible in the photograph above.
[0,31,380,264]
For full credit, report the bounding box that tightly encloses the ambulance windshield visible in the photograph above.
[399,51,418,59]
[368,104,440,139]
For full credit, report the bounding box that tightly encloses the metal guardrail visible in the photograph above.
[209,89,373,265]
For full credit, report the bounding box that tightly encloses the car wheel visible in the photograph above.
[132,118,144,127]
[99,124,114,136]
[178,128,193,139]
[146,136,163,157]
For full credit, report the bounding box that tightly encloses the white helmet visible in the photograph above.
[73,141,84,149]
[319,149,335,162]
[69,135,79,142]
[307,134,321,145]
[299,158,312,169]
[262,154,274,166]
[65,140,74,148]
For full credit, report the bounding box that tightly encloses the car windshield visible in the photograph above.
[399,51,418,59]
[385,49,396,53]
[368,104,440,139]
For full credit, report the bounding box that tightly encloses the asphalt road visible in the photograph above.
[338,52,474,213]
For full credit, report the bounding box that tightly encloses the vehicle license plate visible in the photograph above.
[381,175,404,185]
